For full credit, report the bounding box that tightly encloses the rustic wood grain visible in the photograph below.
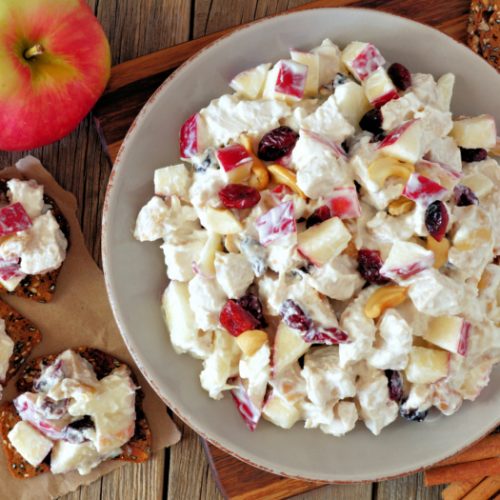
[0,1,469,499]
[168,415,223,500]
[377,472,446,500]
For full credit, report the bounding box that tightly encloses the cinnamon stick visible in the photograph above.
[437,434,500,467]
[463,475,500,500]
[424,457,500,486]
[441,477,485,500]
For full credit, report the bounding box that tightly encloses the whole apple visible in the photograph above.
[0,0,111,151]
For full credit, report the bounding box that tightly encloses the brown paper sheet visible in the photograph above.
[0,156,181,499]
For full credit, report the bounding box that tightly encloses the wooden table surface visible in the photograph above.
[0,1,449,498]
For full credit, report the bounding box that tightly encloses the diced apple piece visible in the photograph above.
[311,39,342,86]
[416,160,462,191]
[8,421,54,468]
[0,272,25,292]
[162,281,198,355]
[406,346,449,384]
[378,119,423,164]
[436,73,455,111]
[50,441,101,475]
[334,81,370,127]
[154,164,191,199]
[451,115,497,149]
[230,377,262,431]
[180,113,205,159]
[229,63,271,99]
[256,201,296,246]
[0,258,25,291]
[301,129,348,160]
[0,202,32,237]
[402,173,448,205]
[216,144,253,183]
[272,322,309,376]
[264,59,308,101]
[326,187,361,219]
[198,207,243,235]
[196,233,222,278]
[362,67,399,108]
[298,217,351,266]
[341,41,385,82]
[163,237,206,282]
[380,241,434,280]
[262,393,301,429]
[461,172,494,197]
[423,316,471,356]
[290,50,319,97]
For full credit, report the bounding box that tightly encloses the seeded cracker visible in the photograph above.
[467,0,500,70]
[0,180,70,304]
[1,347,151,479]
[0,299,42,383]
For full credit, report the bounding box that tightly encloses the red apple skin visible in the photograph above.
[0,0,111,151]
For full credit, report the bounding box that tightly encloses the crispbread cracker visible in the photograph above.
[0,298,42,384]
[468,0,499,70]
[0,180,70,304]
[1,347,151,479]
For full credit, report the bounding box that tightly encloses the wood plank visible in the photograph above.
[100,453,166,500]
[168,415,223,500]
[376,471,445,500]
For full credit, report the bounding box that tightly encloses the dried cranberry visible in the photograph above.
[359,108,383,135]
[220,300,259,336]
[460,147,487,163]
[279,299,312,331]
[400,403,428,422]
[357,249,390,285]
[453,184,479,207]
[237,293,267,328]
[425,200,449,242]
[305,205,331,228]
[388,63,412,91]
[219,184,261,209]
[257,126,299,161]
[385,370,404,402]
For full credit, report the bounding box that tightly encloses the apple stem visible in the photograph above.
[24,44,44,60]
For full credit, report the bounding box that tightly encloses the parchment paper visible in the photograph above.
[0,156,181,499]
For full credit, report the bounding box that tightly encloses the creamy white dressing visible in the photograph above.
[135,37,499,437]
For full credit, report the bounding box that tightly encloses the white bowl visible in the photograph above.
[102,8,500,482]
